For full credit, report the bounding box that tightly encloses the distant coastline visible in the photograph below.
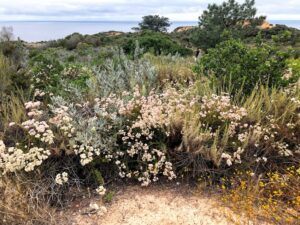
[0,20,299,42]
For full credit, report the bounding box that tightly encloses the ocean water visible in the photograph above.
[0,20,299,42]
[0,21,198,42]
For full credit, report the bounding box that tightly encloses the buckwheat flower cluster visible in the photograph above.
[49,106,75,137]
[63,65,91,79]
[186,94,250,166]
[73,144,101,166]
[24,147,51,172]
[25,101,43,117]
[63,65,80,78]
[22,101,54,144]
[248,113,298,160]
[22,120,54,144]
[0,144,51,174]
[34,89,46,98]
[272,142,293,157]
[116,88,178,186]
[221,153,233,166]
[0,141,5,152]
[96,185,106,195]
[200,94,247,124]
[55,172,68,185]
[221,147,245,166]
[0,141,7,170]
[0,101,55,174]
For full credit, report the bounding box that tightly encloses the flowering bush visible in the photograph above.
[168,85,300,178]
[49,86,182,186]
[1,82,299,188]
[0,101,53,174]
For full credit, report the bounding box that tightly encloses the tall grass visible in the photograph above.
[0,53,12,101]
[145,53,196,86]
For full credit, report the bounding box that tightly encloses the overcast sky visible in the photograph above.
[0,0,300,21]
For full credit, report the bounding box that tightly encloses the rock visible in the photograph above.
[173,26,195,33]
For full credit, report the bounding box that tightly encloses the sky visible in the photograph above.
[0,0,300,21]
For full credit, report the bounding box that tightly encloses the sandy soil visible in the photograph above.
[58,185,268,225]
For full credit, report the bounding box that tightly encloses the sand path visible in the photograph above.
[58,185,267,225]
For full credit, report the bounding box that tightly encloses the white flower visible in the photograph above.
[55,172,68,185]
[96,185,106,196]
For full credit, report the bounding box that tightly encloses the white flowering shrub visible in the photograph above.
[243,96,300,169]
[30,53,63,93]
[113,87,181,186]
[170,93,249,172]
[48,86,184,186]
[0,101,53,174]
[169,88,300,177]
[1,82,298,188]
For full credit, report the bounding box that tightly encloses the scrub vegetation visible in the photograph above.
[0,0,299,224]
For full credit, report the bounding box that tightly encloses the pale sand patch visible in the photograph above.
[59,185,268,225]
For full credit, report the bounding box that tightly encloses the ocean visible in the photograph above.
[0,20,299,42]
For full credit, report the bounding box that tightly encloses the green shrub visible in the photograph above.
[261,25,300,43]
[197,39,291,94]
[63,33,83,50]
[29,52,63,94]
[86,47,158,98]
[123,31,193,56]
[287,58,300,78]
[272,30,293,44]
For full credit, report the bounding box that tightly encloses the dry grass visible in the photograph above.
[145,54,196,85]
[242,86,300,124]
[0,93,27,135]
[0,176,58,225]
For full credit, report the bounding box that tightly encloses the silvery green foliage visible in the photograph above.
[157,52,188,64]
[50,96,121,162]
[59,80,84,101]
[87,44,158,97]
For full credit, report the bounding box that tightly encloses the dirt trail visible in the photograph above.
[59,185,267,225]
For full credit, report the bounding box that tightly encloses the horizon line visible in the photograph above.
[1,19,300,22]
[0,20,199,23]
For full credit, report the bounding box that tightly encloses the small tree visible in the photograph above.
[135,15,171,32]
[192,0,265,51]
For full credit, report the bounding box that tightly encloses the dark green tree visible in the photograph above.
[192,0,265,51]
[135,15,171,32]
